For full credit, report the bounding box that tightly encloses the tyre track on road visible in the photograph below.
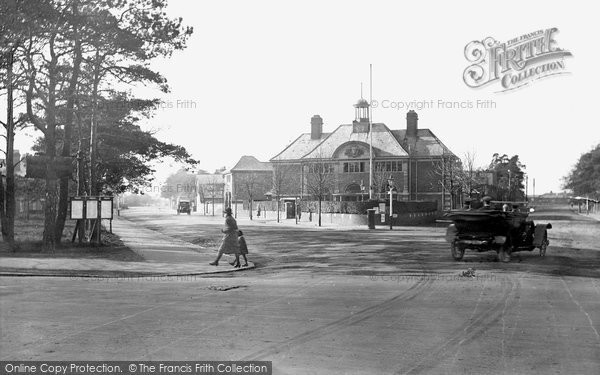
[561,277,600,344]
[449,282,486,367]
[0,287,198,360]
[544,277,566,374]
[399,275,521,374]
[241,277,437,361]
[138,275,339,359]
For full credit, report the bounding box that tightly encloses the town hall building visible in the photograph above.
[270,99,456,210]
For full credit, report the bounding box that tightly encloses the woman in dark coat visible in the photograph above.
[209,207,240,266]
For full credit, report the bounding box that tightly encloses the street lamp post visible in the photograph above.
[360,180,365,202]
[388,175,394,230]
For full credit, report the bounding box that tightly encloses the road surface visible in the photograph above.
[1,205,599,374]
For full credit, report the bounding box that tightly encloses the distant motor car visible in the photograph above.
[177,200,191,215]
[444,201,551,262]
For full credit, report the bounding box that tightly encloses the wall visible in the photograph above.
[298,210,437,226]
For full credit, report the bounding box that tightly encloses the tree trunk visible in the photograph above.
[89,50,102,196]
[318,198,322,227]
[276,197,280,223]
[43,91,58,250]
[1,49,16,248]
[41,35,60,251]
[76,123,88,196]
[249,197,253,220]
[75,118,87,241]
[55,4,82,242]
[86,53,102,244]
[0,170,8,241]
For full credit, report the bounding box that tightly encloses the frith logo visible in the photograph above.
[463,28,573,92]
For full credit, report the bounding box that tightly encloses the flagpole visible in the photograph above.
[369,64,373,200]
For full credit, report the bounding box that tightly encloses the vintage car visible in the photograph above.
[177,200,191,215]
[444,202,551,262]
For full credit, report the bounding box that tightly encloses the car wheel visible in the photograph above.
[451,240,465,261]
[498,235,512,263]
[498,248,511,262]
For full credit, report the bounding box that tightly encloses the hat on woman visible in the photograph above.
[224,207,233,215]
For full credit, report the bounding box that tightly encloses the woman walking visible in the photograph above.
[210,207,240,266]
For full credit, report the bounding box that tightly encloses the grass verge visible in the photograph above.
[0,214,144,262]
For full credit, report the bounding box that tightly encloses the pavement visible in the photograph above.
[583,212,600,221]
[0,206,412,277]
[0,216,255,277]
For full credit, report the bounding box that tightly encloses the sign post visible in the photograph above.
[69,196,113,246]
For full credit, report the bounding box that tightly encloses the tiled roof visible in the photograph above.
[231,155,272,171]
[270,133,331,161]
[390,129,454,157]
[303,123,408,159]
[271,119,454,161]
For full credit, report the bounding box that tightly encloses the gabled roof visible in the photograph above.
[231,155,272,172]
[303,123,408,159]
[270,133,331,161]
[271,117,455,161]
[390,129,454,157]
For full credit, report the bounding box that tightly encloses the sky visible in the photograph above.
[9,0,600,195]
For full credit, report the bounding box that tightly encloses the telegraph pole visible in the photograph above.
[369,64,374,200]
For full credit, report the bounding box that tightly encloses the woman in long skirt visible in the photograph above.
[209,207,240,266]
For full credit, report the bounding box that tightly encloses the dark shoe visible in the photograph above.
[209,261,218,266]
[242,263,248,267]
[234,264,241,268]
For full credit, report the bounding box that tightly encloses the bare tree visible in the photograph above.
[237,172,270,220]
[196,174,222,216]
[195,180,207,214]
[205,174,223,216]
[431,151,481,209]
[372,162,392,200]
[304,150,334,227]
[272,161,296,223]
[462,150,478,199]
[431,154,462,209]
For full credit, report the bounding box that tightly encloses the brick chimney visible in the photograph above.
[311,115,323,139]
[406,110,418,138]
